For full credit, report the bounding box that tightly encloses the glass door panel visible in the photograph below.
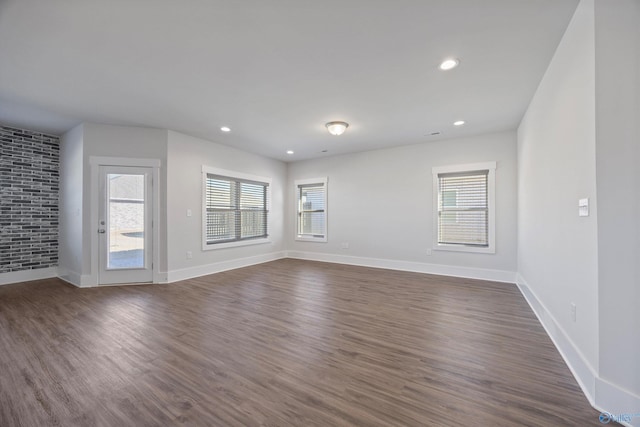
[107,173,145,269]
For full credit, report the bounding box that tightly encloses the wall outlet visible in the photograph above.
[186,209,192,217]
[571,303,576,322]
[186,251,193,259]
[426,249,432,256]
[341,242,349,249]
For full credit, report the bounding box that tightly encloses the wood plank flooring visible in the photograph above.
[0,259,603,426]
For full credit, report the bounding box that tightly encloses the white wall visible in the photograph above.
[594,0,640,409]
[518,0,640,416]
[58,123,168,286]
[517,0,599,392]
[165,131,287,281]
[286,131,518,282]
[81,123,168,279]
[57,124,84,283]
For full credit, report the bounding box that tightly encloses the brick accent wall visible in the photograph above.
[0,125,59,273]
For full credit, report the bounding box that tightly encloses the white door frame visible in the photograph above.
[98,165,153,284]
[89,156,161,286]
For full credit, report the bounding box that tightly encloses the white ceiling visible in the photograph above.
[0,0,579,161]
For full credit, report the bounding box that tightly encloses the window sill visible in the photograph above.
[295,236,327,243]
[202,238,271,251]
[433,243,495,254]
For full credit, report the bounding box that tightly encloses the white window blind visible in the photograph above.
[205,174,268,245]
[295,178,327,241]
[437,170,489,247]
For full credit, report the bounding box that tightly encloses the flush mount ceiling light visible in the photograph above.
[439,58,460,71]
[453,120,465,126]
[286,150,294,155]
[325,121,349,136]
[220,126,231,132]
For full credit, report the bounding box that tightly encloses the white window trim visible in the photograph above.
[202,166,272,251]
[432,162,496,254]
[294,177,328,243]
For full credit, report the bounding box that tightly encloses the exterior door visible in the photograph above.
[98,166,153,285]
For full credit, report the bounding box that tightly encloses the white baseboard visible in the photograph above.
[154,271,168,284]
[56,268,94,288]
[59,267,167,288]
[57,253,287,287]
[516,273,640,427]
[165,251,287,283]
[286,251,517,283]
[595,378,640,427]
[515,274,597,402]
[0,267,58,286]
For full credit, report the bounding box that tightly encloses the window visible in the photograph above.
[295,177,327,242]
[432,162,496,253]
[202,166,271,250]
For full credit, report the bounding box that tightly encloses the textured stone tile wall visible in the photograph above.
[0,125,59,273]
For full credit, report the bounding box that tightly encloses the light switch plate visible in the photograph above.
[578,198,589,217]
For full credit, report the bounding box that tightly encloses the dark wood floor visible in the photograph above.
[0,259,602,426]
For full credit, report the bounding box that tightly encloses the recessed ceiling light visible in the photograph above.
[439,58,460,71]
[453,120,465,126]
[220,126,231,132]
[286,150,294,155]
[430,131,441,136]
